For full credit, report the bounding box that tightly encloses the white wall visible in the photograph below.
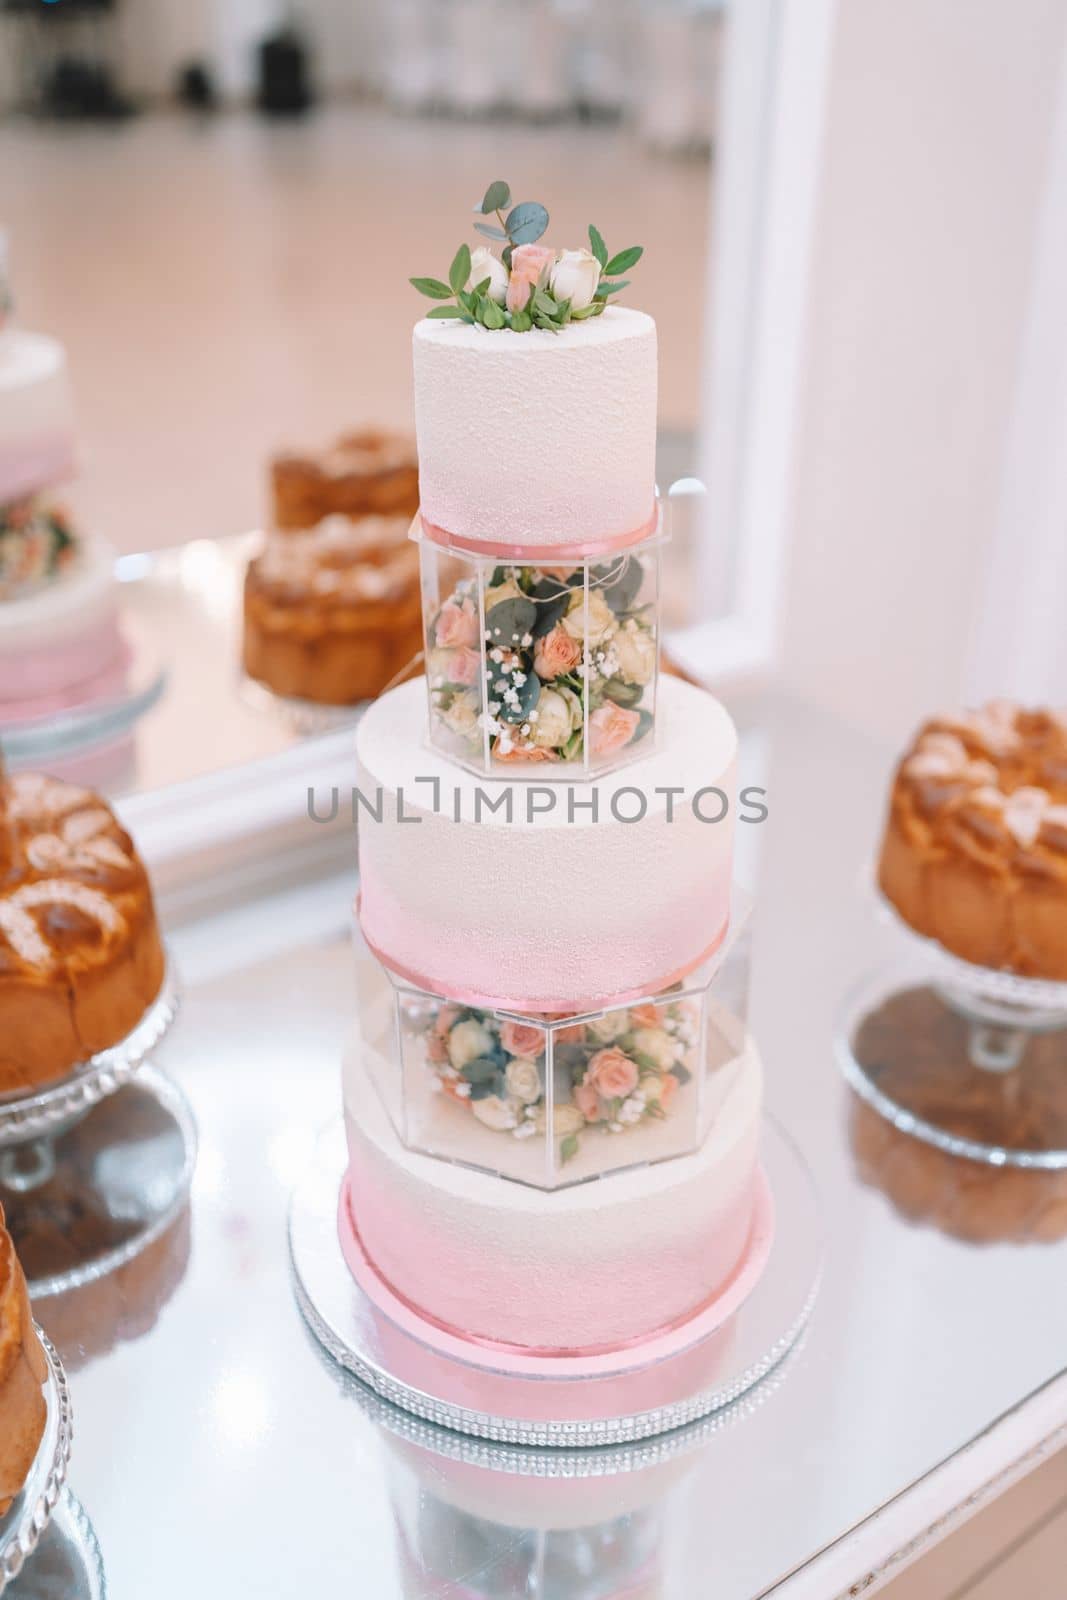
[775,0,1067,738]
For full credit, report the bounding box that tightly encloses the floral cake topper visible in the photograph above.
[410,180,643,333]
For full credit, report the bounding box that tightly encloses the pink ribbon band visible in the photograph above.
[415,507,661,563]
[341,1177,757,1361]
[357,897,728,1015]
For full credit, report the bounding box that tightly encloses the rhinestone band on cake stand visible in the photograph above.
[238,675,373,739]
[4,1493,106,1600]
[0,1332,74,1595]
[289,1116,820,1449]
[0,965,197,1296]
[838,892,1067,1169]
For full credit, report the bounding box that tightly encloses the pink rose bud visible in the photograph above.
[506,244,555,314]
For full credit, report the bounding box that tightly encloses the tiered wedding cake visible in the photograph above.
[341,190,765,1357]
[0,239,124,717]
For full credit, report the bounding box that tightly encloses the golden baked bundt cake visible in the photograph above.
[878,703,1067,979]
[243,515,423,704]
[0,772,166,1092]
[271,429,419,530]
[0,1203,48,1518]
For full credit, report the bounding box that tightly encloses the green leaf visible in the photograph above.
[491,667,541,724]
[478,180,511,215]
[426,305,469,320]
[560,1133,580,1165]
[556,297,572,327]
[473,277,491,297]
[462,1056,502,1084]
[410,276,453,300]
[474,221,508,242]
[672,1063,693,1086]
[509,309,533,332]
[485,594,537,645]
[603,245,643,277]
[632,1051,660,1074]
[528,577,571,637]
[505,201,549,245]
[469,1079,504,1101]
[533,289,558,317]
[593,554,643,613]
[449,243,472,296]
[502,244,514,272]
[588,224,608,269]
[570,303,599,320]
[482,296,506,330]
[594,280,630,300]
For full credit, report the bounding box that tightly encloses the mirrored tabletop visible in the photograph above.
[12,687,1066,1598]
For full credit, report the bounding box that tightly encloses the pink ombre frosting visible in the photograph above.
[343,1032,763,1350]
[0,538,121,716]
[355,675,737,1010]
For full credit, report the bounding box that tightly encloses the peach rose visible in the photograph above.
[506,244,555,314]
[540,565,578,582]
[589,703,641,759]
[588,1046,639,1100]
[433,1004,462,1037]
[435,598,479,649]
[630,1003,665,1027]
[554,1023,586,1045]
[659,1072,679,1110]
[493,741,558,763]
[426,1032,448,1065]
[533,624,583,681]
[574,1081,603,1123]
[448,647,482,687]
[501,1019,545,1057]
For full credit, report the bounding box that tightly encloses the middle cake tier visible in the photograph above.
[356,674,737,1012]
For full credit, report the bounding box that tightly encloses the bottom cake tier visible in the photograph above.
[342,1032,763,1352]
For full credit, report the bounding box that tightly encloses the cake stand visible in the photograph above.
[0,618,166,770]
[289,1116,821,1448]
[0,1332,74,1595]
[0,965,195,1297]
[5,1493,106,1600]
[839,895,1067,1169]
[238,675,372,738]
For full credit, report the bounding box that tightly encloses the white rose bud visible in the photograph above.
[549,248,601,311]
[472,1093,519,1131]
[466,246,509,306]
[441,690,480,738]
[613,620,656,687]
[587,1010,630,1042]
[505,1057,542,1104]
[447,1017,495,1070]
[631,1027,680,1073]
[562,588,617,646]
[532,686,582,750]
[534,1102,586,1136]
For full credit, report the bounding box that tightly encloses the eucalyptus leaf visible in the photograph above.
[672,1063,693,1086]
[474,221,508,242]
[478,180,511,215]
[469,1080,503,1101]
[410,277,453,300]
[603,245,643,276]
[449,243,472,296]
[600,678,643,708]
[560,1133,580,1164]
[634,708,654,743]
[485,594,537,644]
[490,668,541,725]
[502,244,514,271]
[528,577,571,637]
[462,1057,503,1084]
[426,305,469,320]
[505,201,549,245]
[588,224,608,269]
[593,554,643,612]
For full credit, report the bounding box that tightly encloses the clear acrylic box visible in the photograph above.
[356,902,751,1190]
[418,530,662,778]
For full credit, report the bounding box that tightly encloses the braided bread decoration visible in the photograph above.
[0,773,165,1090]
[878,703,1067,978]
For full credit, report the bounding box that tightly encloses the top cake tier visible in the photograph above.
[0,332,76,506]
[413,308,658,555]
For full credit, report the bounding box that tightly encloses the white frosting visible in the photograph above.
[0,538,116,656]
[413,309,657,550]
[344,1031,762,1348]
[0,332,76,502]
[356,674,737,1008]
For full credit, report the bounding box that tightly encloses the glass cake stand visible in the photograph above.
[838,894,1067,1169]
[0,967,196,1296]
[238,675,372,739]
[5,1493,105,1600]
[0,618,166,769]
[0,1332,74,1595]
[289,1116,821,1449]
